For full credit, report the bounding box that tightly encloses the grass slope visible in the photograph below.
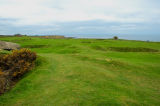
[0,37,160,106]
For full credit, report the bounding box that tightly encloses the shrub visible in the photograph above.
[0,49,37,94]
[113,36,118,40]
[0,70,10,94]
[0,69,4,75]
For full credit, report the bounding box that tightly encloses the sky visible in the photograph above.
[0,0,160,40]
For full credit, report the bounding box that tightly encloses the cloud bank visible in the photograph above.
[0,0,160,40]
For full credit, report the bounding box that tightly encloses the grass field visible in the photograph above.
[0,37,160,106]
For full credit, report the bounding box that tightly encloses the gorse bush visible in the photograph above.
[0,69,4,76]
[0,49,37,78]
[0,48,37,94]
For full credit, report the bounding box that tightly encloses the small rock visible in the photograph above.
[0,41,20,51]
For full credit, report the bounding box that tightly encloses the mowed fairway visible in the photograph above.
[0,37,160,106]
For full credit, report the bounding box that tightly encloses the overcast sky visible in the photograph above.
[0,0,160,39]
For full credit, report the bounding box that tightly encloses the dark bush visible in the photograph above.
[0,49,37,94]
[113,36,118,40]
[0,69,10,94]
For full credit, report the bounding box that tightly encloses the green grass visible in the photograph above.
[0,37,160,106]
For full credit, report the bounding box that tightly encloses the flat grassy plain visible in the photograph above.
[0,37,160,106]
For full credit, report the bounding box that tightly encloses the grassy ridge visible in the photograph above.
[0,37,160,105]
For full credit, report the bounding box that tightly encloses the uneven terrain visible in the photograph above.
[0,37,160,106]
